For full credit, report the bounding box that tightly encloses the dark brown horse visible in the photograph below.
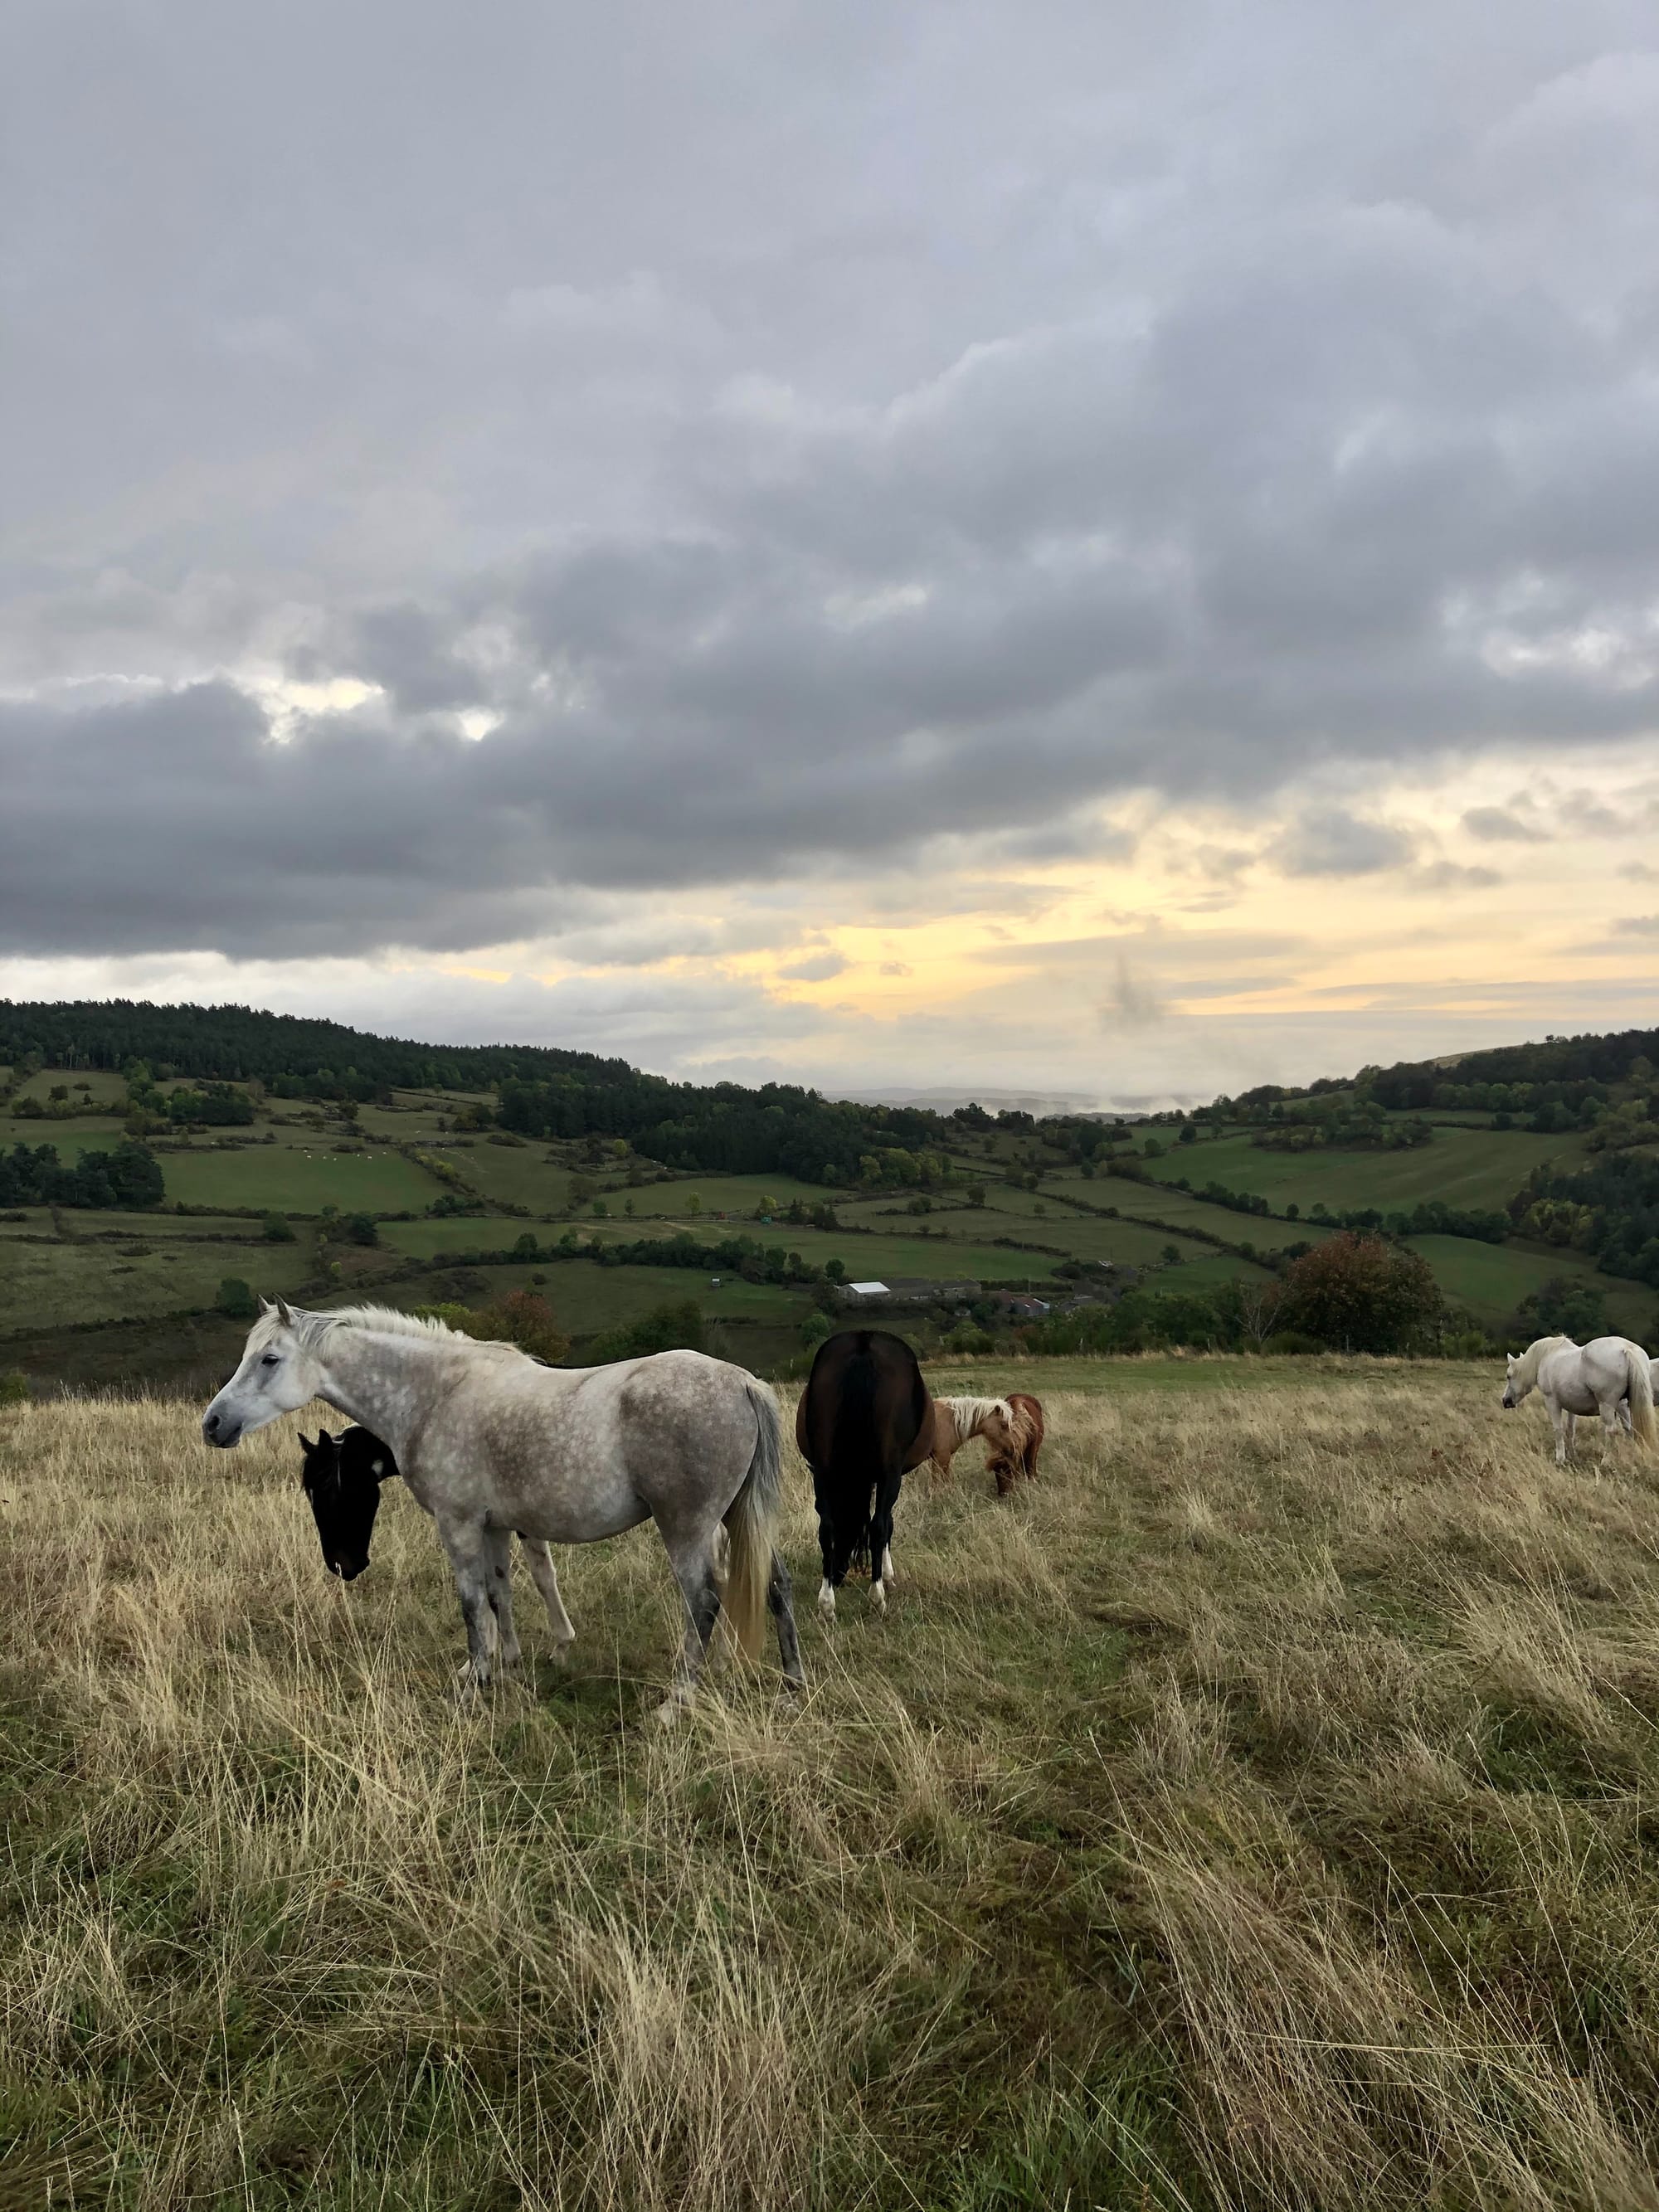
[795,1328,934,1616]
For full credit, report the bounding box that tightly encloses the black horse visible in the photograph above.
[297,1426,583,1669]
[795,1328,934,1617]
[299,1426,399,1581]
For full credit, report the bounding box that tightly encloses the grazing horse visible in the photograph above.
[986,1393,1045,1496]
[204,1300,802,1714]
[928,1392,1048,1495]
[298,1426,577,1650]
[927,1396,1014,1486]
[1502,1334,1655,1465]
[795,1328,933,1616]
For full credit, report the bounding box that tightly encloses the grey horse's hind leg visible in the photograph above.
[518,1536,575,1655]
[656,1543,722,1723]
[768,1553,805,1689]
[439,1519,499,1694]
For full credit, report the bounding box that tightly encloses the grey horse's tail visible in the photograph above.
[722,1379,784,1660]
[1627,1344,1656,1450]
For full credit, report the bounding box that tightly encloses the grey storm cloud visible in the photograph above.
[1269,809,1415,878]
[6,0,1659,959]
[1462,806,1547,843]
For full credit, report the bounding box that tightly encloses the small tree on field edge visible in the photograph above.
[1275,1232,1442,1355]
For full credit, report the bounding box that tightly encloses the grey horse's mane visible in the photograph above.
[1510,1333,1575,1387]
[251,1301,529,1359]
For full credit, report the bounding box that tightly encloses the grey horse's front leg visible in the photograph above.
[438,1519,499,1694]
[1552,1405,1574,1466]
[518,1537,576,1656]
[483,1527,522,1670]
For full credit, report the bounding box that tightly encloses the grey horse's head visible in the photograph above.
[1501,1352,1525,1410]
[202,1299,322,1446]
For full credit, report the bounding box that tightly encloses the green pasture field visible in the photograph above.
[378,1218,528,1259]
[0,1227,317,1333]
[142,1139,440,1215]
[421,1139,571,1212]
[365,1257,808,1339]
[923,1350,1493,1396]
[6,1111,131,1147]
[1073,1179,1335,1254]
[1407,1233,1654,1334]
[6,1067,129,1109]
[1140,1123,1589,1214]
[1156,1249,1279,1289]
[603,1172,834,1223]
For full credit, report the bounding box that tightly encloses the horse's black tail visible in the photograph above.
[830,1332,882,1569]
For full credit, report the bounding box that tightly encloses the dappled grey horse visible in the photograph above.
[203,1300,802,1714]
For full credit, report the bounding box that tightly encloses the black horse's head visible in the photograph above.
[299,1426,397,1581]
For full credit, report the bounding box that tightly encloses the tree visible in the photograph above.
[1518,1276,1607,1342]
[262,1213,295,1242]
[1178,1121,1197,1145]
[966,1184,986,1208]
[589,1299,706,1364]
[217,1277,256,1319]
[340,1213,379,1247]
[466,1289,569,1364]
[825,1257,845,1281]
[1275,1233,1443,1354]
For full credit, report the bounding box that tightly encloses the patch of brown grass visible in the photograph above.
[3,1369,1659,2205]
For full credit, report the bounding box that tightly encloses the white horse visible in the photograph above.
[1501,1334,1656,1465]
[202,1300,803,1714]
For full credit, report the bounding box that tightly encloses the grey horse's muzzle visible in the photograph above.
[202,1407,241,1447]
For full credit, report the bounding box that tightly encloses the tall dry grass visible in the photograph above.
[2,1368,1659,2206]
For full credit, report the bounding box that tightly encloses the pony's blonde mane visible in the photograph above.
[937,1395,1013,1438]
[251,1301,528,1359]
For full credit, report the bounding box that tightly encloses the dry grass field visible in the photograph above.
[4,1364,1659,2208]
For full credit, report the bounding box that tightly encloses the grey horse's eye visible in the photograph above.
[260,1354,281,1369]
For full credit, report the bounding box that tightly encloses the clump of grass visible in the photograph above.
[3,1372,1659,2205]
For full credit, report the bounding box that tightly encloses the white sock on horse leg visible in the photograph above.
[817,1578,835,1617]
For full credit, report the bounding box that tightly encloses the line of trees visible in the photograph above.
[1510,1153,1659,1289]
[1023,1233,1450,1357]
[0,1140,164,1210]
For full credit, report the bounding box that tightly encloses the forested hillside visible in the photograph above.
[3,999,1658,1390]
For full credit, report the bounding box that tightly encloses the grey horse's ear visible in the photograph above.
[275,1296,295,1327]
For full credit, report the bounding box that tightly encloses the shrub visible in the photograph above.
[1275,1233,1443,1355]
[466,1290,570,1365]
[217,1277,257,1320]
[261,1212,295,1242]
[588,1300,706,1364]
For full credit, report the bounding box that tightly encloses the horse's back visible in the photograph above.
[800,1328,929,1475]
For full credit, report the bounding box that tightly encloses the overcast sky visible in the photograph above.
[5,1,1658,1103]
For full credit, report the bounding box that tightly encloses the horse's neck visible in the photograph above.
[313,1330,453,1453]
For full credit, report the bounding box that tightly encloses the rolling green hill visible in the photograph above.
[4,1000,1657,1386]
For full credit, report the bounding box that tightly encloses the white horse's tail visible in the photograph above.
[722,1380,784,1661]
[1627,1344,1656,1451]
